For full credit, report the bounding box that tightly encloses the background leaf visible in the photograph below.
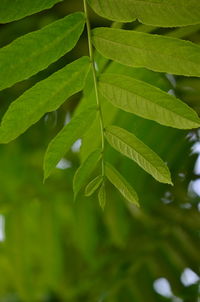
[105,125,172,184]
[92,28,200,77]
[0,57,90,143]
[0,12,85,91]
[44,107,97,180]
[0,0,63,23]
[99,73,200,129]
[88,0,200,27]
[105,162,139,206]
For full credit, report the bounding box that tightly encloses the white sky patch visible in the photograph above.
[181,268,200,287]
[194,156,200,175]
[168,89,176,96]
[188,179,200,197]
[56,159,72,170]
[71,139,82,153]
[191,142,200,175]
[0,215,5,242]
[64,112,71,125]
[192,142,200,154]
[94,61,99,72]
[166,73,176,87]
[153,278,173,298]
[186,132,198,142]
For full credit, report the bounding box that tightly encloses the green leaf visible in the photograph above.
[104,62,171,91]
[0,12,85,91]
[92,28,200,77]
[88,0,200,27]
[105,162,139,206]
[105,126,172,184]
[0,57,90,144]
[98,183,106,210]
[99,73,200,129]
[73,148,102,199]
[44,107,97,180]
[0,0,63,23]
[85,175,103,197]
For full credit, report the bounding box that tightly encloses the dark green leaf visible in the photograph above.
[105,162,139,206]
[0,57,90,143]
[99,73,200,129]
[85,175,103,197]
[92,28,200,77]
[0,0,63,23]
[98,182,106,209]
[105,126,172,184]
[73,148,102,199]
[44,107,97,180]
[0,12,85,91]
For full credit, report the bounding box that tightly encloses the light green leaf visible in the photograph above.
[92,28,200,77]
[44,107,97,180]
[0,0,63,23]
[73,148,102,199]
[105,162,139,206]
[99,73,200,129]
[105,126,172,184]
[88,0,200,27]
[0,12,85,91]
[85,175,103,197]
[0,57,90,144]
[98,183,106,210]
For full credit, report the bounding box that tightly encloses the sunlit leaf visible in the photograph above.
[0,57,90,143]
[73,148,102,199]
[44,107,97,180]
[105,162,139,206]
[0,12,85,91]
[85,175,103,197]
[88,0,200,27]
[98,182,106,209]
[0,0,63,23]
[92,28,200,77]
[105,126,172,184]
[99,73,200,129]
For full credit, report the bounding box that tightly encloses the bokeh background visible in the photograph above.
[0,1,199,301]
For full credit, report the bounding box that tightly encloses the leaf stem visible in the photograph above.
[83,0,105,177]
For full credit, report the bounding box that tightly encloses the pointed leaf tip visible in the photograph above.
[105,125,172,185]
